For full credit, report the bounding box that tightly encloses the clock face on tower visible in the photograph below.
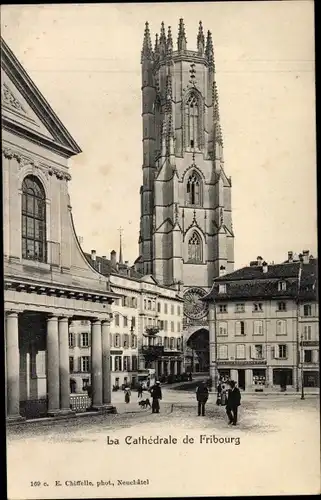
[183,287,209,320]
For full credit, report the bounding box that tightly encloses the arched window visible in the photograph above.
[22,175,46,262]
[185,93,199,149]
[188,232,202,262]
[154,97,162,154]
[186,171,202,205]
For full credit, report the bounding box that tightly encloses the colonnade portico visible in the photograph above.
[5,307,113,421]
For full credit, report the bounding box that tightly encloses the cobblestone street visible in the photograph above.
[7,391,320,498]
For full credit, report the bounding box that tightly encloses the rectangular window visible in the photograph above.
[253,303,263,312]
[253,320,263,335]
[164,304,168,314]
[276,320,287,336]
[114,334,120,348]
[131,334,137,348]
[277,302,287,311]
[278,281,287,291]
[177,306,181,315]
[251,344,263,359]
[275,344,287,359]
[164,320,168,331]
[218,322,228,336]
[115,314,120,327]
[235,303,245,313]
[123,356,130,371]
[236,344,246,359]
[115,356,122,371]
[177,322,181,333]
[123,334,129,348]
[171,321,175,332]
[131,355,138,371]
[81,332,89,347]
[131,316,136,328]
[304,350,312,363]
[123,316,128,327]
[218,304,227,313]
[81,356,90,372]
[219,284,227,294]
[82,378,90,391]
[171,305,174,315]
[157,303,161,313]
[303,325,312,341]
[80,320,88,326]
[68,332,74,348]
[218,345,228,359]
[69,357,74,373]
[303,304,312,317]
[235,321,246,336]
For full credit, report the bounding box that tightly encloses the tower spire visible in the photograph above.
[141,21,153,62]
[177,18,187,51]
[118,227,123,265]
[167,26,173,56]
[205,30,214,69]
[159,21,167,58]
[197,21,205,55]
[154,33,160,62]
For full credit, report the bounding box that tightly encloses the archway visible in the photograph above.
[186,328,209,373]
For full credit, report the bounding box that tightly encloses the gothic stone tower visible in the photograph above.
[138,20,234,340]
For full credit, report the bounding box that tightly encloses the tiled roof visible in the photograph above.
[84,253,117,276]
[203,258,318,302]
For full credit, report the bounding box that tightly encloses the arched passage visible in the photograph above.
[186,328,209,373]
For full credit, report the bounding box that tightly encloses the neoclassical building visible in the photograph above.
[137,20,235,370]
[2,38,118,421]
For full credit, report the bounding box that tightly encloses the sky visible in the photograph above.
[1,2,317,269]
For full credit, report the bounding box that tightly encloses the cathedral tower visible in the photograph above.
[138,20,234,297]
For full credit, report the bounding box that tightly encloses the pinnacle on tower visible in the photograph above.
[154,33,160,61]
[141,21,153,62]
[197,21,205,55]
[177,18,187,51]
[159,21,167,57]
[167,26,173,56]
[205,30,214,68]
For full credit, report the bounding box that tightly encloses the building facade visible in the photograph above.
[2,38,117,420]
[204,251,319,391]
[137,20,235,370]
[68,251,185,392]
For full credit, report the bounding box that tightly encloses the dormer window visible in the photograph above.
[278,281,287,292]
[219,284,226,294]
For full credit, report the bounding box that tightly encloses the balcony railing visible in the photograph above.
[145,326,160,336]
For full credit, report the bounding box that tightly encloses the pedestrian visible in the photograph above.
[196,379,209,416]
[137,384,143,399]
[226,380,241,425]
[150,381,162,413]
[216,379,222,405]
[124,386,131,404]
[221,379,227,406]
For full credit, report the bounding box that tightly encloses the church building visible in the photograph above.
[137,20,235,371]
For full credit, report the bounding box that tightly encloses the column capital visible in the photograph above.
[47,314,59,321]
[91,318,102,325]
[5,309,21,317]
[58,316,70,323]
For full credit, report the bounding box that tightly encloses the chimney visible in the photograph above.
[262,261,268,273]
[110,250,117,267]
[288,251,293,262]
[250,260,258,267]
[125,260,129,266]
[257,256,263,266]
[91,249,96,261]
[102,255,106,260]
[302,250,310,264]
[219,265,226,277]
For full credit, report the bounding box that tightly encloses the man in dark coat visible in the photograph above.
[196,380,209,416]
[226,380,241,425]
[150,381,162,413]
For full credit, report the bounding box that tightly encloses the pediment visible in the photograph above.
[1,38,81,157]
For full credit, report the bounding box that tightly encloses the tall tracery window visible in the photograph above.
[186,171,201,205]
[154,97,161,155]
[22,175,47,262]
[185,93,199,149]
[188,232,202,262]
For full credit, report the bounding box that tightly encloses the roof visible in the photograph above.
[203,258,318,302]
[1,37,82,157]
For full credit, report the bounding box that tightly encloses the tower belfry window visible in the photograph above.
[185,94,199,150]
[188,231,202,262]
[186,172,201,206]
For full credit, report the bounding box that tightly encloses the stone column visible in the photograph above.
[208,304,218,390]
[6,311,24,421]
[58,317,74,415]
[173,360,178,375]
[91,319,103,408]
[102,320,112,406]
[245,369,253,390]
[47,315,60,415]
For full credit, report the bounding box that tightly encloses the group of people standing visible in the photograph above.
[124,381,163,414]
[196,378,241,425]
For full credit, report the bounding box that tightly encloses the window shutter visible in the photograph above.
[274,344,279,359]
[235,321,241,335]
[250,345,255,359]
[312,350,318,363]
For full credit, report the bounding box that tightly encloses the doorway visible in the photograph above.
[238,369,245,390]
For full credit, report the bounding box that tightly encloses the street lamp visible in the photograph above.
[300,335,305,400]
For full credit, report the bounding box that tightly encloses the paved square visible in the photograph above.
[7,392,320,498]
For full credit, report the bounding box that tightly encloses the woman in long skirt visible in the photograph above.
[124,386,131,404]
